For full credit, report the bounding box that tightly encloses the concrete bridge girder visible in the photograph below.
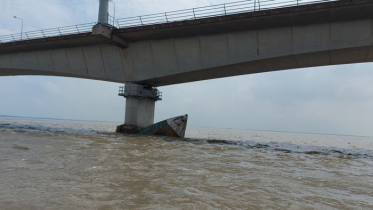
[1,4,373,86]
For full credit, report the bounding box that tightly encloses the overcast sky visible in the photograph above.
[1,0,373,136]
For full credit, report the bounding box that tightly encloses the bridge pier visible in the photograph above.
[116,84,162,134]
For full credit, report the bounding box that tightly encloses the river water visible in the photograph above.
[0,116,372,210]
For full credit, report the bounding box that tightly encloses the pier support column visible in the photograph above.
[125,97,155,129]
[116,84,162,134]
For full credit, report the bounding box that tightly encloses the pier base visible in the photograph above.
[116,84,162,134]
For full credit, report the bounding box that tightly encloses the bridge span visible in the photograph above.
[1,0,372,132]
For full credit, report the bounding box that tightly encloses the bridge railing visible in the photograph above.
[0,0,340,44]
[0,22,96,44]
[116,0,338,28]
[99,14,119,28]
[119,86,162,101]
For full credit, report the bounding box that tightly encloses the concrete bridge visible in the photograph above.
[1,0,372,132]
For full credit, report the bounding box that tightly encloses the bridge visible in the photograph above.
[1,0,372,133]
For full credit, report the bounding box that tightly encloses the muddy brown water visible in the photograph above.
[0,117,373,210]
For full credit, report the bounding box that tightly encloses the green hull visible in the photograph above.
[138,120,179,137]
[138,115,188,137]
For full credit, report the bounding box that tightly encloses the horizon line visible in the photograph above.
[1,114,371,138]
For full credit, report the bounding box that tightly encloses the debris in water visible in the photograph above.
[138,115,188,138]
[13,142,29,150]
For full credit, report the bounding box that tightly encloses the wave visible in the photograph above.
[178,138,373,161]
[0,123,101,135]
[1,122,373,161]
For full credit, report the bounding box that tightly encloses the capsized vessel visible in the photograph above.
[138,115,188,138]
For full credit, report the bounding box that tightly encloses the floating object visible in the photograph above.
[13,142,29,150]
[138,115,188,138]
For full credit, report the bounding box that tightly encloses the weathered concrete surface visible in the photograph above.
[92,24,128,48]
[121,84,157,130]
[1,0,373,86]
[0,33,103,55]
[125,97,155,126]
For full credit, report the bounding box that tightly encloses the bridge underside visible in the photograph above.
[0,68,121,84]
[140,46,373,86]
[1,0,373,87]
[1,45,372,86]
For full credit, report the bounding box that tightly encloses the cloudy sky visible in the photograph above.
[1,0,373,136]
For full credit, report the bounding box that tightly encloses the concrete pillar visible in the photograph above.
[125,97,155,128]
[98,0,110,24]
[117,83,162,134]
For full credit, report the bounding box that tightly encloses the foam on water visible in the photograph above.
[1,117,372,161]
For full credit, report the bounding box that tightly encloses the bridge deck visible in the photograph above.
[0,0,371,55]
[114,0,373,41]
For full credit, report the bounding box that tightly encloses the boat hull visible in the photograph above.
[138,115,188,138]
